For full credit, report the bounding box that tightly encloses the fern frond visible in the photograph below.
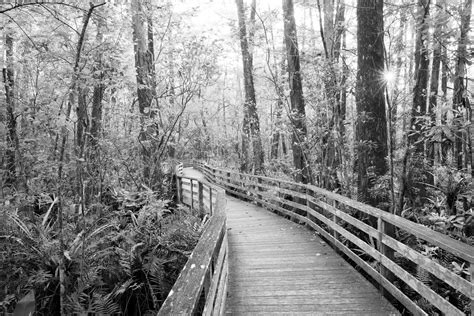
[8,213,33,240]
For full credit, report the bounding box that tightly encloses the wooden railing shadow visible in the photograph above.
[158,162,228,315]
[194,161,474,316]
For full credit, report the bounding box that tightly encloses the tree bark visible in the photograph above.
[132,0,154,115]
[355,0,388,206]
[283,0,311,184]
[429,0,445,175]
[2,31,19,188]
[235,0,264,174]
[132,0,157,181]
[86,13,106,204]
[410,0,430,154]
[90,14,105,148]
[248,0,257,60]
[401,0,431,205]
[440,44,449,163]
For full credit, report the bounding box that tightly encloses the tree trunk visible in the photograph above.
[453,0,472,170]
[2,31,19,188]
[87,14,106,204]
[355,0,388,206]
[318,0,345,190]
[401,0,431,206]
[167,28,176,159]
[90,14,105,149]
[410,0,430,154]
[235,0,264,174]
[76,86,88,157]
[429,0,444,178]
[441,44,449,163]
[132,0,156,181]
[269,26,286,161]
[283,0,311,184]
[248,0,257,60]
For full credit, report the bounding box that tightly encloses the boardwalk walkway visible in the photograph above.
[182,168,399,315]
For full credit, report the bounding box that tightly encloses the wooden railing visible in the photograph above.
[158,167,228,315]
[175,161,184,176]
[195,162,474,316]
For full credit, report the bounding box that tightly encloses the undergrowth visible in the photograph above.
[0,186,202,315]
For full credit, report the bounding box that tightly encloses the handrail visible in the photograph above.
[195,162,474,316]
[158,164,228,315]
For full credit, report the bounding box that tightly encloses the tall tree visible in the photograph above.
[131,0,158,182]
[235,0,264,173]
[270,35,287,161]
[316,0,345,190]
[86,12,107,203]
[283,0,311,184]
[453,0,472,171]
[355,0,388,206]
[2,29,19,188]
[400,0,431,207]
[410,0,430,155]
[429,0,445,170]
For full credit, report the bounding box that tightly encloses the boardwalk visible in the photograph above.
[183,168,399,315]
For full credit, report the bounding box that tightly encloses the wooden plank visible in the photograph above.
[471,263,474,315]
[258,199,306,222]
[381,212,474,263]
[382,233,472,297]
[230,288,380,297]
[303,207,461,315]
[309,199,379,240]
[229,296,392,306]
[196,166,470,315]
[305,183,474,263]
[224,195,399,315]
[203,233,227,315]
[159,169,227,316]
[157,214,225,315]
[255,181,307,200]
[213,240,228,316]
[380,254,464,315]
[293,209,426,316]
[227,304,396,313]
[285,193,466,315]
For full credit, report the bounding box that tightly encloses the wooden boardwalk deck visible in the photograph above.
[182,168,399,315]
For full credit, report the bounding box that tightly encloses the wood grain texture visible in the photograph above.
[224,196,399,315]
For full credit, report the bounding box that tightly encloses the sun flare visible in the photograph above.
[383,70,396,83]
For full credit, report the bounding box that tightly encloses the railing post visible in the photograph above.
[332,200,339,241]
[209,189,213,215]
[257,177,262,206]
[198,182,204,213]
[190,179,194,210]
[470,263,474,315]
[275,181,281,215]
[176,176,182,203]
[377,217,385,293]
[305,186,310,225]
[277,181,281,200]
[377,216,395,296]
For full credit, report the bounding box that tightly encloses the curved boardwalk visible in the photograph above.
[182,168,399,315]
